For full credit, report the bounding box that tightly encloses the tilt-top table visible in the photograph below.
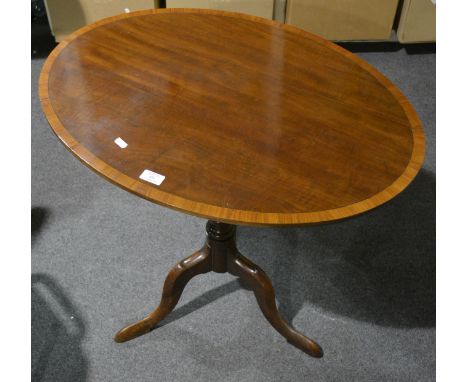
[39,9,425,358]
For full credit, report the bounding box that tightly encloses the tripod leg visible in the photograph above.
[227,252,323,358]
[114,247,211,343]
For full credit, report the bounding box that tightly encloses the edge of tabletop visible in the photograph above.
[38,8,426,227]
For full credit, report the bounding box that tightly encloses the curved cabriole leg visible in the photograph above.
[114,247,211,343]
[227,252,324,358]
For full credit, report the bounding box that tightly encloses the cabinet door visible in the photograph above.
[286,0,399,41]
[166,0,274,20]
[44,0,158,42]
[397,0,436,43]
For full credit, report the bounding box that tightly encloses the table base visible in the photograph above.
[114,221,323,358]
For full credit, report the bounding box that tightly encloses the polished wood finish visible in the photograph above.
[227,251,323,357]
[114,247,211,343]
[39,8,425,226]
[39,9,425,358]
[115,221,323,358]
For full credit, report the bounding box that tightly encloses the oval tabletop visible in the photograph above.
[39,9,425,226]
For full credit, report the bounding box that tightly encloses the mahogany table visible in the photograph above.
[39,9,425,358]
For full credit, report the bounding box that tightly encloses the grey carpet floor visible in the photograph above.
[32,45,435,382]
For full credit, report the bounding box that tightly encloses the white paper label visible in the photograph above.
[114,137,128,148]
[139,169,165,186]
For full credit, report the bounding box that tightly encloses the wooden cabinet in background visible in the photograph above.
[166,0,274,20]
[43,0,435,46]
[44,0,159,42]
[397,0,436,43]
[285,0,399,41]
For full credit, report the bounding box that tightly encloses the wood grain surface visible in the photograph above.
[39,8,425,226]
